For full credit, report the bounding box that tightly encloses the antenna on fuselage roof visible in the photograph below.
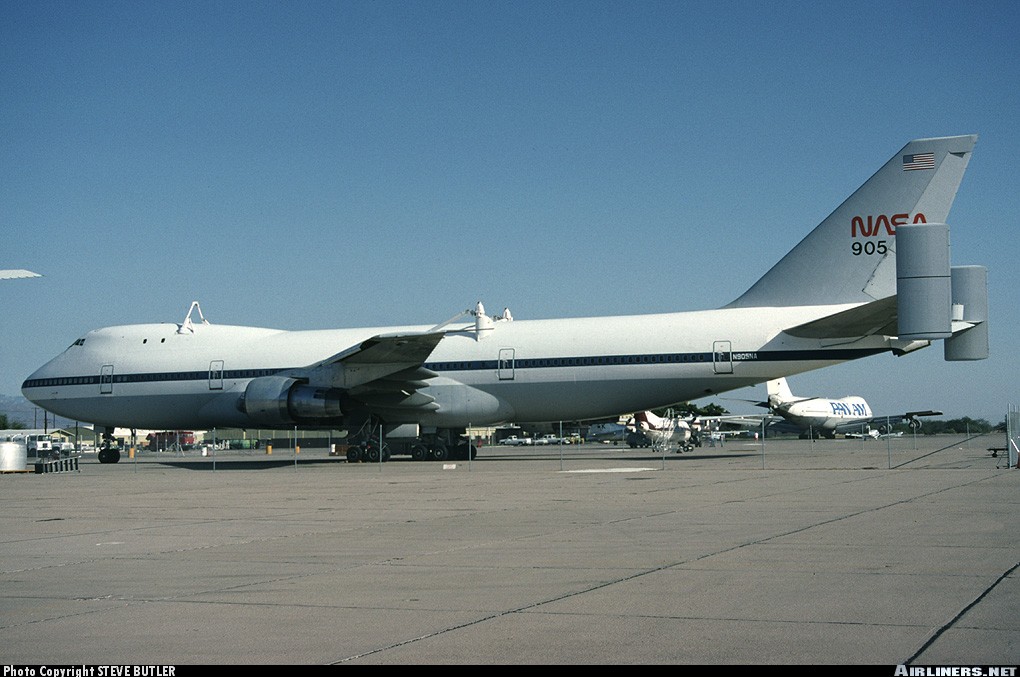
[427,301,514,339]
[177,301,210,334]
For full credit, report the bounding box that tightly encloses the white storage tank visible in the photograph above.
[0,441,28,472]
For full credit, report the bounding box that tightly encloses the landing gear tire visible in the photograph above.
[98,447,120,464]
[430,444,448,461]
[346,446,363,463]
[410,444,428,461]
[98,431,120,464]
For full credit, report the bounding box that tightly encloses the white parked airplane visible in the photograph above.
[630,411,696,452]
[844,428,903,440]
[736,377,942,439]
[586,420,629,443]
[22,135,989,463]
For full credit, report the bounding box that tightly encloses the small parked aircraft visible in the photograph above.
[629,411,697,452]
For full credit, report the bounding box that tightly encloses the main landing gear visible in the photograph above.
[97,429,121,464]
[345,437,391,463]
[344,426,478,463]
[408,435,477,462]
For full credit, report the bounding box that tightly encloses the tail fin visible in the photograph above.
[726,135,976,308]
[633,411,664,430]
[766,378,794,403]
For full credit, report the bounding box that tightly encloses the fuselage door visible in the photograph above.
[209,360,224,390]
[712,341,733,374]
[100,364,114,394]
[498,348,515,381]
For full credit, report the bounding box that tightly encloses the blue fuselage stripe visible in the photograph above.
[20,348,886,390]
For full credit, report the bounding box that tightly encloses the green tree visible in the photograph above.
[941,417,993,434]
[0,413,27,430]
[899,417,993,435]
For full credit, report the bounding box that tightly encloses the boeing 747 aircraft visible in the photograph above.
[22,136,989,463]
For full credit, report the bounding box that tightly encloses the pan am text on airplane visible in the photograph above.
[717,377,942,439]
[22,136,989,463]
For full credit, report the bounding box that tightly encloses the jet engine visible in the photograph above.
[238,375,348,426]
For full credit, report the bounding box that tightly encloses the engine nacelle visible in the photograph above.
[239,375,347,426]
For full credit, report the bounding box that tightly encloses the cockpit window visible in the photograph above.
[70,338,85,347]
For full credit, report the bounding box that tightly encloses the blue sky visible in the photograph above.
[2,1,1018,425]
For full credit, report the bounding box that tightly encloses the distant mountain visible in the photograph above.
[1,393,46,427]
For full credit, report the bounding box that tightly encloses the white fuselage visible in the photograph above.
[22,303,892,431]
[776,396,874,432]
[639,421,692,445]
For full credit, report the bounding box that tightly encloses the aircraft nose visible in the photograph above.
[22,364,48,400]
[21,353,62,401]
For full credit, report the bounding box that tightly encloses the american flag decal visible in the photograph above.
[903,152,935,171]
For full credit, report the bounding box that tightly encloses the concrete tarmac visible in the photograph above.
[1,435,1017,665]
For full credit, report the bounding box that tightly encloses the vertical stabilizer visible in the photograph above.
[767,378,794,404]
[726,135,976,308]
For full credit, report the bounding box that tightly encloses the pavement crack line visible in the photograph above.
[330,472,1010,663]
[901,559,1020,665]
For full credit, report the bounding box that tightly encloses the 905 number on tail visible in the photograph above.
[852,240,888,256]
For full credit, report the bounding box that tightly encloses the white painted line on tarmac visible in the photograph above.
[561,467,659,473]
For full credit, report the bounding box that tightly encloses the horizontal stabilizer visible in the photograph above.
[784,297,898,339]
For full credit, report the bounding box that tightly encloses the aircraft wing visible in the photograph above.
[902,410,942,419]
[837,409,943,434]
[0,269,41,280]
[697,414,774,430]
[299,331,447,414]
[314,331,446,371]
